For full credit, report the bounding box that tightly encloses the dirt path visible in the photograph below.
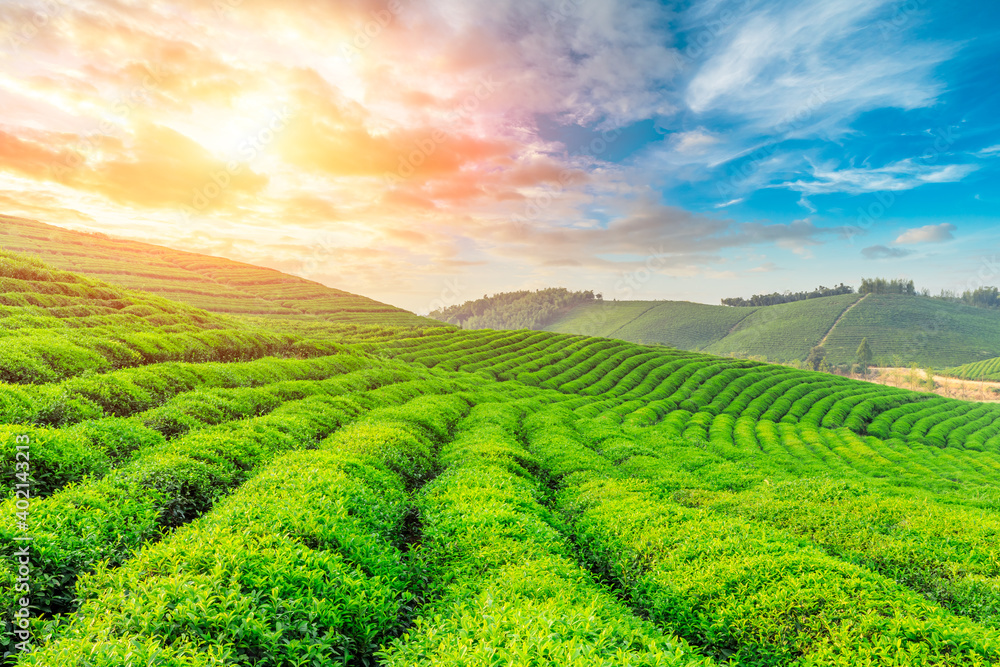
[817,293,868,348]
[855,366,1000,402]
[723,307,759,336]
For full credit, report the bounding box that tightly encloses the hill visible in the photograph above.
[4,252,1000,664]
[0,214,434,326]
[540,292,1000,367]
[429,287,597,330]
[944,356,1000,381]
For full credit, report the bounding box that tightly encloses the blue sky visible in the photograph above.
[528,0,1000,304]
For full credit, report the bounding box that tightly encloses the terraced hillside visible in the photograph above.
[543,292,1000,367]
[4,252,1000,665]
[944,355,1000,381]
[0,215,432,326]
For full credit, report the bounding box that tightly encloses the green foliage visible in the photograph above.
[524,409,1000,666]
[0,217,435,326]
[7,247,1000,665]
[859,277,917,295]
[806,344,827,371]
[22,397,467,666]
[721,282,854,307]
[379,402,711,666]
[429,287,599,330]
[855,337,873,374]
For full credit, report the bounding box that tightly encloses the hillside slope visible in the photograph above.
[0,214,434,326]
[543,293,1000,367]
[545,299,753,348]
[944,356,1000,381]
[5,258,1000,664]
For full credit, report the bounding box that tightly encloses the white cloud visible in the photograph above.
[672,128,720,154]
[684,0,953,131]
[778,159,977,195]
[895,223,956,244]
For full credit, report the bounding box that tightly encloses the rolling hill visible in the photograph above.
[944,355,1000,381]
[3,248,1000,664]
[0,214,434,327]
[0,251,1000,667]
[540,292,1000,368]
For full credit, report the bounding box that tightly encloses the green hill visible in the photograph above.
[545,299,753,348]
[542,292,1000,367]
[0,214,434,326]
[943,356,1000,381]
[4,250,1000,664]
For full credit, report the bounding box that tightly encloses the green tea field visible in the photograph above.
[3,248,1000,666]
[542,293,1000,368]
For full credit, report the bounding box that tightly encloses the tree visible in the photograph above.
[806,345,827,371]
[855,338,873,377]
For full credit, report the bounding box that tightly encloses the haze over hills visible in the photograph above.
[9,215,999,370]
[433,287,1000,369]
[0,215,436,328]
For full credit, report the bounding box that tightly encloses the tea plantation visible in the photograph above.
[3,250,1000,666]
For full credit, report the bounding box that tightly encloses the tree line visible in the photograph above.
[858,277,916,295]
[720,283,854,307]
[723,278,1000,310]
[428,288,600,330]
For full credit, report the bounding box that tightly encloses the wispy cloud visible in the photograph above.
[778,159,977,195]
[684,0,952,130]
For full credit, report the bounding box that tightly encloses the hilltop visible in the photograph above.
[0,214,435,327]
[435,289,1000,368]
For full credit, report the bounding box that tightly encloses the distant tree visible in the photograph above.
[855,338,873,377]
[923,367,936,391]
[806,345,827,372]
[721,283,854,307]
[859,277,916,296]
[428,288,600,331]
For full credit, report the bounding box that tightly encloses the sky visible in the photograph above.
[0,0,998,313]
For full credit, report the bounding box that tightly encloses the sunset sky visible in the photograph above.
[1,0,998,313]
